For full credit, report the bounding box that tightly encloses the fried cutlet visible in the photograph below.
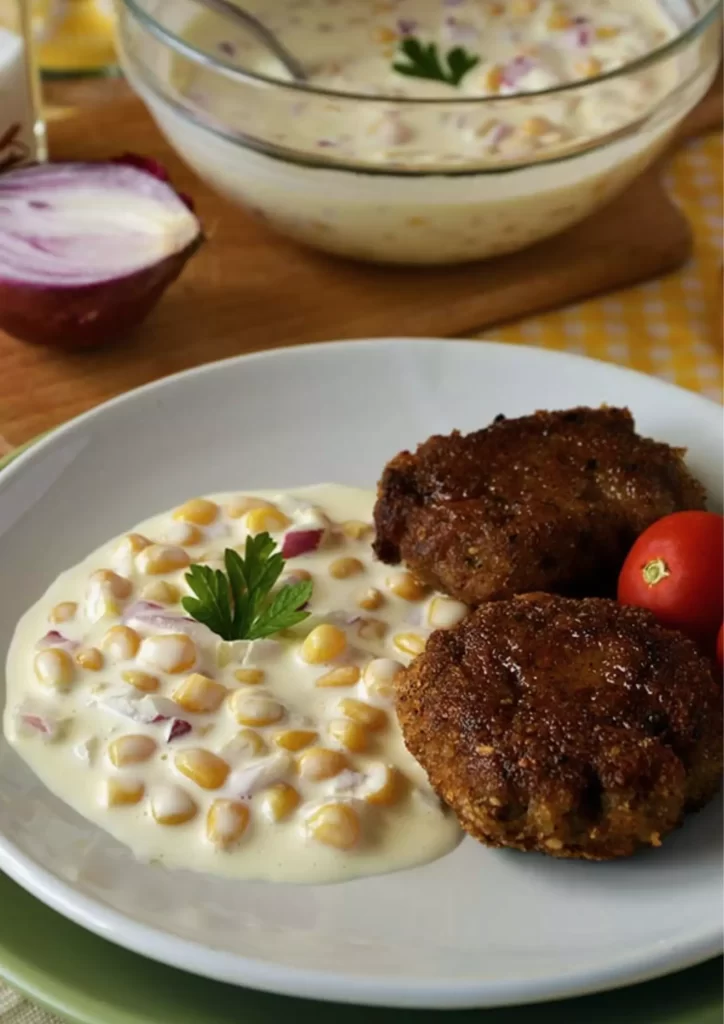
[396,595,723,860]
[373,407,706,605]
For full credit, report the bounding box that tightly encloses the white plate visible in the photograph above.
[0,339,721,1010]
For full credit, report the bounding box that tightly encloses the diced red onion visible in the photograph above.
[124,601,211,644]
[281,529,324,558]
[0,161,202,349]
[567,18,594,47]
[15,703,64,741]
[230,752,292,797]
[444,16,477,44]
[36,630,78,652]
[100,692,183,724]
[165,718,192,742]
[397,18,418,35]
[502,55,535,88]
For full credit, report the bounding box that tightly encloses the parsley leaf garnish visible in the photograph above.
[182,533,312,641]
[393,37,480,87]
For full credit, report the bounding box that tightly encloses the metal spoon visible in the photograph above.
[191,0,307,81]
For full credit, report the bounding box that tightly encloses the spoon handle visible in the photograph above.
[192,0,307,81]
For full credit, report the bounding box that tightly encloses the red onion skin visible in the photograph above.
[0,236,202,349]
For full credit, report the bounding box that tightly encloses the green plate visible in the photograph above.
[0,871,721,1024]
[0,441,721,1023]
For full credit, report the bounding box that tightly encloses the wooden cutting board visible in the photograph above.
[0,76,721,446]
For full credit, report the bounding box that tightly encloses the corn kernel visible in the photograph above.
[283,568,312,584]
[173,498,218,526]
[364,765,406,807]
[341,520,371,540]
[245,506,290,534]
[141,580,180,604]
[76,646,104,671]
[387,572,428,602]
[49,601,77,624]
[576,57,602,77]
[484,65,504,92]
[300,624,347,665]
[122,669,160,693]
[427,596,469,630]
[116,533,150,557]
[175,748,230,789]
[34,648,74,690]
[261,783,300,822]
[166,521,203,547]
[307,802,360,850]
[363,658,403,703]
[522,116,554,137]
[358,588,383,611]
[141,633,197,674]
[90,569,133,600]
[230,691,284,727]
[315,665,360,688]
[173,673,226,712]
[374,26,397,44]
[222,728,266,761]
[150,784,197,825]
[274,729,317,752]
[328,718,369,753]
[329,557,364,580]
[596,25,620,39]
[297,747,348,781]
[357,617,387,642]
[547,11,573,29]
[234,668,265,685]
[206,798,249,848]
[108,734,157,767]
[338,698,387,731]
[393,632,426,657]
[226,496,272,519]
[105,777,145,807]
[102,625,141,662]
[137,544,190,576]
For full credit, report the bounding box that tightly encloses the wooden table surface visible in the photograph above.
[0,73,720,448]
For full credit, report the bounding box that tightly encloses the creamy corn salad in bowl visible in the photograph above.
[116,0,721,264]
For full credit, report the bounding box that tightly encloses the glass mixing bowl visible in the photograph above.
[116,0,721,266]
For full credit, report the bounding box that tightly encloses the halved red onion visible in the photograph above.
[0,161,202,349]
[281,529,324,558]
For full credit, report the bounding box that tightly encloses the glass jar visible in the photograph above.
[33,0,117,77]
[0,0,45,170]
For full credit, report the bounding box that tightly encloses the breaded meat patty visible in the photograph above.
[397,595,723,860]
[373,407,706,605]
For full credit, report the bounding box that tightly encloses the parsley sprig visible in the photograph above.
[393,37,480,87]
[182,533,312,641]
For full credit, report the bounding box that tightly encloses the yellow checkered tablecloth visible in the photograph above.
[0,133,721,1024]
[482,133,723,402]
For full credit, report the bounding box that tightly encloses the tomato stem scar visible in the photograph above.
[642,557,671,586]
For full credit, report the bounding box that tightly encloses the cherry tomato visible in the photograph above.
[618,511,723,644]
[717,624,723,673]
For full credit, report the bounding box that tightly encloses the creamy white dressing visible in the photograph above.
[178,0,674,163]
[4,485,463,884]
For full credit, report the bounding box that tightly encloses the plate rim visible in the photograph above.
[0,337,721,1010]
